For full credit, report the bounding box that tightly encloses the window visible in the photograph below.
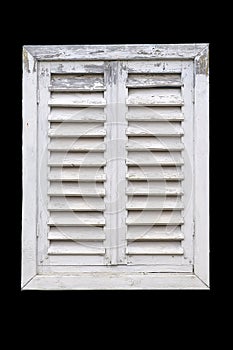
[22,44,209,289]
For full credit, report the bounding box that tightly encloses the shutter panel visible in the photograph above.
[38,62,107,265]
[125,63,193,268]
[37,58,193,271]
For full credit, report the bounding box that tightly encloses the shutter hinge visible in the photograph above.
[192,89,195,104]
[36,223,39,237]
[37,89,40,104]
[192,220,195,237]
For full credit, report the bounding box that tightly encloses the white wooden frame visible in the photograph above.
[22,44,209,290]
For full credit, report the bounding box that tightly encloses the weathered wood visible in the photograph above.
[127,88,183,106]
[37,62,51,267]
[48,241,105,255]
[25,44,207,61]
[49,107,106,122]
[127,225,183,241]
[48,196,105,211]
[127,74,182,88]
[181,61,194,267]
[38,264,192,273]
[48,182,105,197]
[126,107,184,121]
[126,211,183,225]
[126,136,184,151]
[48,212,105,226]
[49,167,106,182]
[22,44,209,290]
[49,92,106,107]
[49,151,105,167]
[127,166,183,181]
[46,255,105,265]
[126,151,183,166]
[22,48,37,287]
[126,121,183,136]
[194,47,209,287]
[24,273,208,290]
[127,180,183,196]
[48,138,105,152]
[48,122,106,137]
[127,61,182,73]
[126,242,183,255]
[51,61,105,74]
[48,226,104,240]
[104,61,128,265]
[126,196,183,210]
[49,74,105,91]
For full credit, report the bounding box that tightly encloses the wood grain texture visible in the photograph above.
[126,107,184,121]
[104,61,128,265]
[127,166,183,181]
[50,74,105,91]
[127,88,183,106]
[25,44,208,61]
[49,107,106,122]
[49,91,106,107]
[48,122,106,137]
[126,121,183,136]
[127,74,182,88]
[126,136,184,151]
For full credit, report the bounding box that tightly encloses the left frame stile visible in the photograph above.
[21,48,38,288]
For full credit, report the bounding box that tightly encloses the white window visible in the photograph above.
[22,44,209,289]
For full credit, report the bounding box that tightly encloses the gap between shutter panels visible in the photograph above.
[47,69,106,259]
[45,64,186,264]
[125,71,185,261]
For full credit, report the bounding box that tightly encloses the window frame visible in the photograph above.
[22,44,209,290]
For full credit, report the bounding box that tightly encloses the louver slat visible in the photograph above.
[126,88,183,106]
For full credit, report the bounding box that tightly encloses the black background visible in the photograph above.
[3,2,226,332]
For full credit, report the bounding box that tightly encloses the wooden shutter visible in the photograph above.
[38,62,107,266]
[37,59,193,272]
[125,61,193,270]
[22,45,209,289]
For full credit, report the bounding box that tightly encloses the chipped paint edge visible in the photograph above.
[24,44,209,61]
[195,44,209,75]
